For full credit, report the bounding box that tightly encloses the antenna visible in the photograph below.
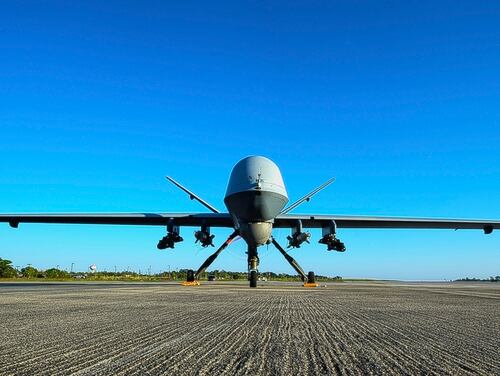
[280,177,335,215]
[165,176,220,213]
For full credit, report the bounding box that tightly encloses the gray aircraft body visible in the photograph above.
[1,156,499,287]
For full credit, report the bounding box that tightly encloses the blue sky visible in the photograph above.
[0,1,499,279]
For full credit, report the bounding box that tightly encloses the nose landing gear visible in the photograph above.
[247,247,259,287]
[247,246,259,288]
[249,270,258,288]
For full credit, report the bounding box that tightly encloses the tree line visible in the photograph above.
[3,257,498,282]
[455,276,500,282]
[0,258,71,279]
[0,257,343,281]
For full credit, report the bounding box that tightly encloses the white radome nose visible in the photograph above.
[225,156,288,198]
[224,156,289,222]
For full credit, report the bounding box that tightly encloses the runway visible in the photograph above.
[0,281,499,375]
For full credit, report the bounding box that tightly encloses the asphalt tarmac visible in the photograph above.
[0,281,498,375]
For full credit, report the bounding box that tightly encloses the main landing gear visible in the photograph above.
[183,239,262,288]
[182,231,239,286]
[241,239,318,288]
[182,233,318,288]
[271,237,318,287]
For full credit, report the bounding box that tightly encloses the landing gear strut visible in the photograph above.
[247,246,259,288]
[271,237,318,287]
[182,230,239,286]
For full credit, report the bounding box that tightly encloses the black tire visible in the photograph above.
[186,269,195,282]
[307,271,316,284]
[249,270,258,288]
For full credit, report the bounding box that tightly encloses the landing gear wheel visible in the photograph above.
[181,269,200,286]
[304,271,319,287]
[307,271,316,284]
[249,270,258,288]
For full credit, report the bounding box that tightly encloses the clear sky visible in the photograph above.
[1,1,499,280]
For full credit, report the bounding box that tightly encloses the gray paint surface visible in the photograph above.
[224,156,288,198]
[1,212,498,230]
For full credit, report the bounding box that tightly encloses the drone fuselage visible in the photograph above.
[224,156,288,246]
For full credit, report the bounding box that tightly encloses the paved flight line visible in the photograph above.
[0,281,499,375]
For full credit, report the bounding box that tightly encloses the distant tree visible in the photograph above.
[45,268,69,279]
[45,268,59,278]
[0,258,17,278]
[21,266,38,278]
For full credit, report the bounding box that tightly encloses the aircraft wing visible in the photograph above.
[2,212,498,233]
[0,213,234,228]
[274,214,499,233]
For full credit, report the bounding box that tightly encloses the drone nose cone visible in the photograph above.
[224,156,288,221]
[224,156,287,198]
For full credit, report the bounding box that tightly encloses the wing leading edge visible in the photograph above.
[1,212,498,233]
[275,214,499,233]
[0,213,233,228]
